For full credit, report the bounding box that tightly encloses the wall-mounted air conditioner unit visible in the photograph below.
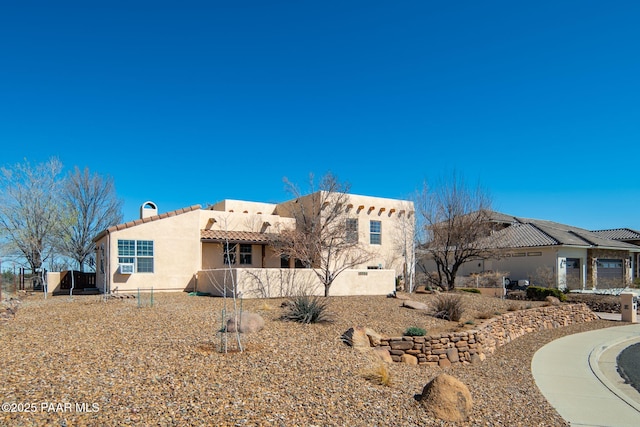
[119,263,134,274]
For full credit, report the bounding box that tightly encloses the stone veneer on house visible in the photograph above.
[377,303,599,367]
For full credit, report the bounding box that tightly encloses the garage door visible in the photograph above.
[596,259,623,287]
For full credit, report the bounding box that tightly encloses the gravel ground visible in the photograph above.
[0,291,620,427]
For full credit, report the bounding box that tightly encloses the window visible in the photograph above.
[370,220,381,245]
[281,255,290,268]
[346,218,358,243]
[223,243,237,265]
[239,244,252,265]
[117,239,154,273]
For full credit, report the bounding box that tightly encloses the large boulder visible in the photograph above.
[402,300,429,310]
[342,326,383,349]
[418,373,473,422]
[545,296,561,306]
[372,347,393,363]
[225,312,264,334]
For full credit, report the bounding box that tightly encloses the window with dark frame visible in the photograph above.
[239,244,252,265]
[223,242,237,265]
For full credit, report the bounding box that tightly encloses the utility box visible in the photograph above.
[620,292,638,323]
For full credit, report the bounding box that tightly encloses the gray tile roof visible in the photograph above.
[487,223,559,248]
[486,212,640,251]
[591,228,640,241]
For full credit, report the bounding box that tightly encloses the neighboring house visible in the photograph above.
[91,193,414,298]
[591,228,640,282]
[419,212,640,290]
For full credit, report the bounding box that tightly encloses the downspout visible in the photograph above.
[102,230,111,295]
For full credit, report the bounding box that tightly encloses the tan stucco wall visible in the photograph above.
[282,192,415,277]
[95,209,203,293]
[196,267,395,298]
[94,192,412,296]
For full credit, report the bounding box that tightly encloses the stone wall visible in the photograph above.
[376,303,598,366]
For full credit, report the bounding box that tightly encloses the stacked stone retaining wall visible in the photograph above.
[377,303,598,366]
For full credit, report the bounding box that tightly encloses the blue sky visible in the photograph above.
[1,1,639,230]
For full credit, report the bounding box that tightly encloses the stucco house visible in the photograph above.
[419,212,640,290]
[591,228,640,283]
[92,192,414,298]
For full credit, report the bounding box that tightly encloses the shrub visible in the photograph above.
[362,359,392,387]
[281,295,333,324]
[526,286,566,302]
[476,311,493,320]
[506,302,520,312]
[432,294,464,322]
[459,288,481,294]
[403,326,427,336]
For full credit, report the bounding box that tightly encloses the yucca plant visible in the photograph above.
[281,294,333,324]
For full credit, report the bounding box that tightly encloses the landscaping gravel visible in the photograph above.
[0,291,619,426]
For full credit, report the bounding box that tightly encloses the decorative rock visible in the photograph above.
[372,347,393,363]
[401,353,418,365]
[402,300,429,310]
[418,373,473,422]
[225,312,264,333]
[341,326,384,349]
[365,327,383,346]
[341,326,371,348]
[545,296,561,306]
[446,347,459,363]
[438,358,451,368]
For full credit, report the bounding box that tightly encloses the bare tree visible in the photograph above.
[415,173,493,291]
[0,158,63,277]
[56,167,123,271]
[274,173,374,297]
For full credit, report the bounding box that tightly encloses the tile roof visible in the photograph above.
[487,223,559,248]
[486,212,640,251]
[591,228,640,241]
[200,229,277,243]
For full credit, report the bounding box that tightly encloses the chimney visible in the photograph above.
[140,201,158,219]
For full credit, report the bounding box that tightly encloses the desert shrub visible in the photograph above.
[534,266,555,288]
[506,302,520,312]
[459,288,481,294]
[526,286,566,302]
[361,359,392,386]
[281,295,333,324]
[432,294,464,322]
[476,311,493,320]
[403,326,427,336]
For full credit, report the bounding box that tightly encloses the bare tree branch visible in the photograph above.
[274,172,374,296]
[415,173,494,291]
[56,166,124,271]
[0,158,63,273]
